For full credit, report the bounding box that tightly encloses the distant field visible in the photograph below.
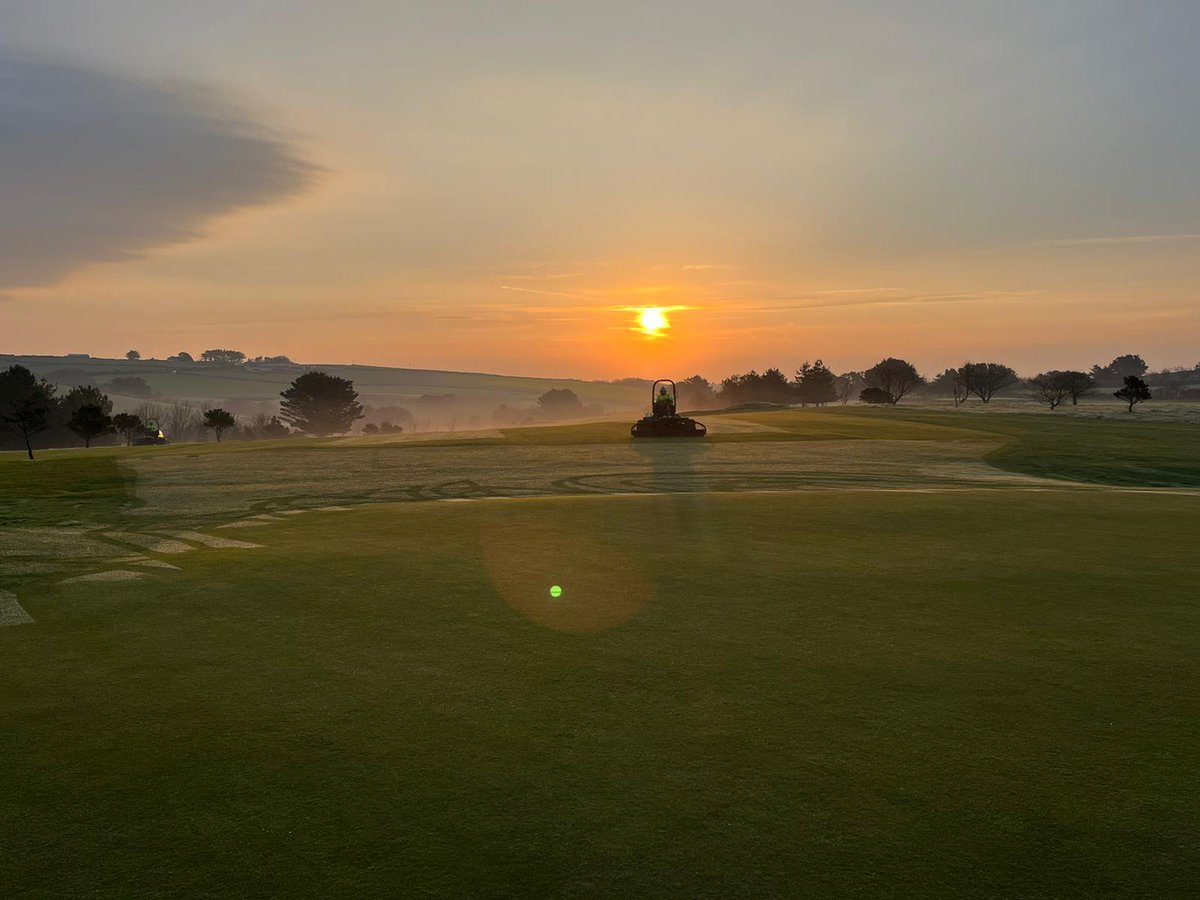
[2,407,1198,896]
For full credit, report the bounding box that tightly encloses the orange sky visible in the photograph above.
[3,3,1199,379]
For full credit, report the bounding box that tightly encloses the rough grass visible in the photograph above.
[3,491,1199,897]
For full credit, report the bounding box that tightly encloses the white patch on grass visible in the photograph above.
[132,559,180,570]
[170,532,263,550]
[217,519,274,529]
[102,532,196,554]
[0,590,34,626]
[60,570,145,584]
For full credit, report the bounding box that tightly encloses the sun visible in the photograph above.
[637,307,670,336]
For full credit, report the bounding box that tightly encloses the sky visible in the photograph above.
[2,1,1199,380]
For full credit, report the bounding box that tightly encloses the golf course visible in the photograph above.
[2,406,1198,897]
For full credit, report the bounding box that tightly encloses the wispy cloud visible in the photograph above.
[1036,233,1200,246]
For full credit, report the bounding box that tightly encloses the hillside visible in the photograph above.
[1,353,647,420]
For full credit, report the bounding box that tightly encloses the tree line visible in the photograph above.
[0,367,363,459]
[668,352,1189,412]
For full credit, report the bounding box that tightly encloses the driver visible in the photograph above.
[653,385,675,417]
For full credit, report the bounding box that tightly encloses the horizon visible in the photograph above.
[3,2,1199,378]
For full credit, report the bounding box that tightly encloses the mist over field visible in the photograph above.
[4,3,1200,897]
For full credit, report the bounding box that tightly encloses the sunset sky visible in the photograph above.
[3,1,1199,379]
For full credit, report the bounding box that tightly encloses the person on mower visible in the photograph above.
[653,385,675,417]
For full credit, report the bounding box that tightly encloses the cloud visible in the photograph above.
[1035,233,1200,247]
[0,52,318,288]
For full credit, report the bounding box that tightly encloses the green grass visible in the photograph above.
[2,407,1198,896]
[3,492,1199,897]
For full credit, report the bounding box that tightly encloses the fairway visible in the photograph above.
[2,408,1199,897]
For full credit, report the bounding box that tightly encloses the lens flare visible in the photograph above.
[549,585,563,598]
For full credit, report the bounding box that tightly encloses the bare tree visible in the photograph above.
[165,401,199,443]
[834,372,863,405]
[1027,373,1071,410]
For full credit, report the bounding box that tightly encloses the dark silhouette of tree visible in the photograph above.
[59,384,114,421]
[0,365,55,459]
[362,422,380,435]
[279,371,364,435]
[68,404,114,447]
[536,388,584,418]
[203,408,237,441]
[1057,370,1095,405]
[719,371,759,405]
[168,351,195,363]
[864,358,924,404]
[102,376,153,398]
[930,368,969,407]
[718,369,792,405]
[1091,354,1148,386]
[859,387,893,404]
[112,413,144,446]
[677,375,716,409]
[1113,375,1152,412]
[759,368,793,403]
[794,360,839,406]
[1027,373,1071,410]
[958,362,1019,403]
[379,421,404,434]
[200,349,247,365]
[261,416,289,439]
[125,350,141,361]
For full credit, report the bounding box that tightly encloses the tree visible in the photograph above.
[759,368,793,404]
[102,376,153,398]
[864,358,925,404]
[68,404,114,447]
[1057,370,1095,405]
[536,388,585,418]
[164,401,198,443]
[279,371,364,435]
[1113,375,1151,412]
[1091,354,1148,386]
[794,360,839,406]
[200,349,247,365]
[112,413,144,446]
[362,422,380,435]
[834,371,864,405]
[859,387,893,404]
[1027,373,1071,410]
[0,365,55,459]
[930,368,969,407]
[168,351,195,363]
[59,385,113,419]
[261,416,290,439]
[203,408,237,441]
[958,362,1019,403]
[676,375,716,409]
[126,350,141,361]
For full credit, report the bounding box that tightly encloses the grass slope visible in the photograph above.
[3,492,1199,897]
[3,354,645,408]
